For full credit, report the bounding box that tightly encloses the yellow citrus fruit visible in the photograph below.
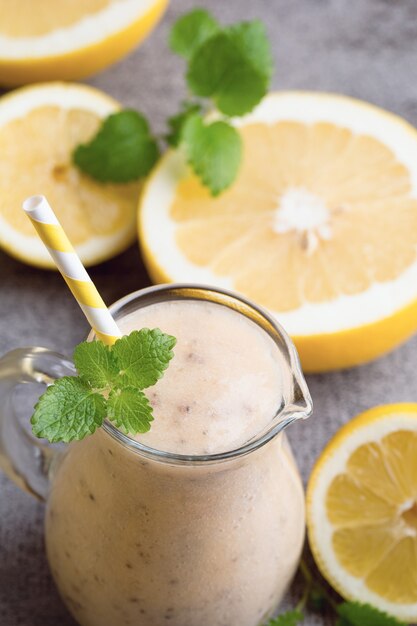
[138,91,417,372]
[307,403,417,622]
[0,82,140,269]
[0,0,168,86]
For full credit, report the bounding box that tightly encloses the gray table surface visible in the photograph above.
[1,1,417,624]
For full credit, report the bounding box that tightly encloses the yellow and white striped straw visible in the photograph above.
[22,195,121,345]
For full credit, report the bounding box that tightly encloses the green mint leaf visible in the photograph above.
[336,602,407,626]
[73,109,160,183]
[112,328,176,389]
[181,113,242,195]
[166,101,202,147]
[266,610,304,626]
[73,340,119,389]
[170,8,220,60]
[31,377,106,443]
[226,21,273,83]
[107,387,153,434]
[31,329,176,443]
[187,20,273,116]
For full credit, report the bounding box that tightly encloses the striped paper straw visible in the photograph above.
[22,195,121,345]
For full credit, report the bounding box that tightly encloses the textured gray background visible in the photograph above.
[1,1,417,624]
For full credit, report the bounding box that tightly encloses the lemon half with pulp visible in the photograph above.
[138,92,417,372]
[0,82,140,268]
[307,403,417,622]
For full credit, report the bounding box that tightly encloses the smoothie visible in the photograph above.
[125,300,284,454]
[45,298,306,626]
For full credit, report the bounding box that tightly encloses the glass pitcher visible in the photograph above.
[0,284,313,626]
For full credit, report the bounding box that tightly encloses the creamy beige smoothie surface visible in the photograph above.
[118,300,283,455]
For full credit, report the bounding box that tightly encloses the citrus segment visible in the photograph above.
[332,524,400,579]
[366,537,417,604]
[326,474,398,526]
[307,404,417,621]
[0,83,140,268]
[139,92,417,371]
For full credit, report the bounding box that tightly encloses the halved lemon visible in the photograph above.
[138,91,417,372]
[0,0,168,86]
[0,82,140,268]
[307,404,417,622]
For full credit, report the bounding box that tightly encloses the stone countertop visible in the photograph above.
[1,1,417,624]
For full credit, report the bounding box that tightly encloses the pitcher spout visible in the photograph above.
[290,371,313,420]
[271,315,313,428]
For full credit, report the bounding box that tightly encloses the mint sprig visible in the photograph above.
[263,558,409,626]
[31,329,176,443]
[73,110,159,183]
[264,603,407,626]
[187,20,273,116]
[72,8,273,196]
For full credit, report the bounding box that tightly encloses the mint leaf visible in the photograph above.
[31,377,106,443]
[181,114,242,195]
[31,329,176,444]
[72,11,275,196]
[227,21,273,83]
[112,328,176,389]
[166,101,202,147]
[266,610,304,626]
[170,8,220,60]
[187,20,273,116]
[74,340,118,389]
[73,110,159,183]
[107,387,153,434]
[337,602,407,626]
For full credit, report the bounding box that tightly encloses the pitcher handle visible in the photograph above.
[0,347,76,501]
